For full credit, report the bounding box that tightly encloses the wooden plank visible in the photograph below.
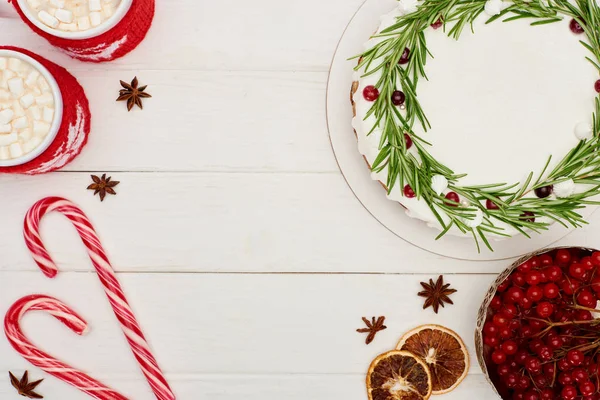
[0,373,496,399]
[0,171,559,274]
[0,272,497,399]
[61,70,337,173]
[0,0,366,71]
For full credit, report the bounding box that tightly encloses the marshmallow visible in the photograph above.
[0,146,9,160]
[8,58,22,71]
[25,70,40,87]
[19,129,33,141]
[20,94,35,109]
[33,121,51,136]
[9,142,23,158]
[59,22,78,31]
[43,106,54,122]
[0,58,6,70]
[55,8,74,23]
[0,109,14,125]
[28,0,43,9]
[7,78,25,96]
[0,90,9,102]
[0,124,11,133]
[49,0,65,7]
[89,0,102,11]
[12,116,28,129]
[90,11,102,26]
[0,133,17,145]
[35,92,54,106]
[77,16,91,30]
[38,10,59,28]
[29,106,42,121]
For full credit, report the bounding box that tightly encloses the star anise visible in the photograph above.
[87,174,120,202]
[356,316,387,345]
[418,275,457,314]
[117,77,152,111]
[9,371,43,399]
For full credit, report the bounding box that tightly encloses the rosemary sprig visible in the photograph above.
[354,0,600,251]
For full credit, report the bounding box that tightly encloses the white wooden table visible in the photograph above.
[1,1,599,398]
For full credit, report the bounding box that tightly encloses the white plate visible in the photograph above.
[326,0,598,261]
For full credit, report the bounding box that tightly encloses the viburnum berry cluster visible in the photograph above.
[483,248,600,400]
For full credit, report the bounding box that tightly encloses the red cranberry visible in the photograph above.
[592,251,600,266]
[544,265,563,282]
[520,211,536,223]
[540,389,553,400]
[576,309,593,320]
[486,199,500,210]
[497,280,510,292]
[500,304,518,318]
[543,363,555,377]
[484,335,499,347]
[505,372,518,388]
[525,356,542,373]
[398,47,410,65]
[543,283,560,299]
[493,314,510,327]
[556,249,572,265]
[529,339,544,353]
[567,350,585,366]
[536,302,554,318]
[404,133,413,149]
[518,375,531,390]
[580,381,596,397]
[518,260,534,273]
[444,192,460,207]
[533,373,548,387]
[484,322,498,336]
[581,256,594,270]
[520,296,533,310]
[538,346,552,361]
[569,263,586,279]
[501,340,518,355]
[490,295,502,310]
[561,385,578,400]
[391,90,406,106]
[558,357,572,371]
[534,185,553,198]
[498,326,512,340]
[363,85,379,101]
[591,276,600,293]
[507,287,525,303]
[576,290,596,308]
[539,254,553,266]
[558,371,574,385]
[403,184,416,198]
[570,18,585,34]
[560,279,581,295]
[595,79,600,93]
[492,350,507,364]
[571,367,589,383]
[513,272,527,287]
[515,350,529,365]
[526,271,544,286]
[431,17,443,29]
[526,285,543,302]
[524,391,539,400]
[497,363,511,376]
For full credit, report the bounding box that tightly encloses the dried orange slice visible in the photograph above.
[396,325,469,395]
[366,350,432,400]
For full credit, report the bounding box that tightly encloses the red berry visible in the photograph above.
[398,47,410,65]
[493,313,510,327]
[490,295,502,310]
[560,278,581,295]
[581,256,594,271]
[501,304,518,318]
[484,335,499,347]
[533,373,548,388]
[530,257,540,268]
[512,272,527,287]
[540,389,553,400]
[580,381,596,397]
[520,296,533,310]
[518,260,534,273]
[567,350,585,366]
[556,249,572,265]
[592,251,600,266]
[529,319,544,332]
[569,263,586,279]
[535,185,553,198]
[543,363,555,377]
[520,324,534,338]
[595,79,600,93]
[577,290,596,308]
[404,133,413,149]
[544,265,563,282]
[484,322,498,336]
[570,18,585,34]
[431,17,443,29]
[515,350,530,365]
[403,184,416,198]
[509,319,521,330]
[561,385,578,400]
[444,192,460,207]
[572,367,589,383]
[559,371,574,385]
[536,302,554,318]
[505,372,518,388]
[558,357,572,371]
[498,326,512,339]
[507,287,525,303]
[363,85,379,101]
[526,271,544,286]
[543,283,560,299]
[501,340,518,355]
[524,391,539,400]
[486,199,499,210]
[529,339,544,353]
[497,280,510,292]
[492,350,507,364]
[497,363,511,376]
[527,285,543,302]
[539,254,553,266]
[525,356,542,373]
[538,346,552,361]
[518,375,531,390]
[391,90,406,106]
[576,309,593,320]
[520,211,535,223]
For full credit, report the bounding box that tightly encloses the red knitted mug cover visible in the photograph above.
[8,0,155,62]
[0,47,91,175]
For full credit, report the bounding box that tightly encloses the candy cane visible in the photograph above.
[4,294,128,400]
[23,197,175,400]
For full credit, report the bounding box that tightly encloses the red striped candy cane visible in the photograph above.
[4,294,128,399]
[23,197,175,400]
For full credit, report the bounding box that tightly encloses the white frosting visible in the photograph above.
[0,56,56,160]
[352,8,597,238]
[554,179,576,198]
[24,0,120,32]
